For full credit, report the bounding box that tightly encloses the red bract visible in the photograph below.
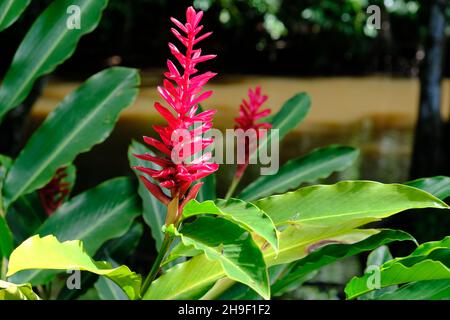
[38,167,70,216]
[235,86,271,134]
[134,6,218,210]
[234,86,272,178]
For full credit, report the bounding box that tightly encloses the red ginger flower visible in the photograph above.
[38,167,70,216]
[235,86,271,134]
[134,6,218,210]
[234,86,272,178]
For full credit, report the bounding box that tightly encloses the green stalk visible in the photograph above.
[140,197,179,297]
[140,234,173,296]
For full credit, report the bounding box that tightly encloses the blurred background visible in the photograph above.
[1,0,450,299]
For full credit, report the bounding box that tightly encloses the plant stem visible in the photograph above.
[140,234,173,296]
[140,197,179,297]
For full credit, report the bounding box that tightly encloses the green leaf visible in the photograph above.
[405,176,450,200]
[163,242,202,267]
[147,181,447,300]
[171,216,270,299]
[38,177,140,254]
[367,245,394,267]
[240,145,359,201]
[269,227,382,268]
[147,179,447,300]
[0,216,13,259]
[128,140,166,250]
[0,0,109,121]
[345,236,450,299]
[213,265,287,300]
[0,0,31,32]
[6,191,46,245]
[102,222,144,262]
[95,276,129,300]
[0,280,40,300]
[3,67,140,209]
[182,199,278,252]
[144,254,222,300]
[9,177,141,285]
[249,92,311,164]
[6,163,75,245]
[0,156,13,258]
[358,245,397,300]
[375,280,450,300]
[271,229,414,296]
[146,229,373,300]
[57,221,143,300]
[94,258,129,300]
[254,181,449,226]
[197,173,216,202]
[7,235,141,300]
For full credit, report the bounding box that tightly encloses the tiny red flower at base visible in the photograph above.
[38,167,71,215]
[134,6,218,213]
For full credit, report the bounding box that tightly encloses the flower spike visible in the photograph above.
[234,86,272,179]
[134,6,218,211]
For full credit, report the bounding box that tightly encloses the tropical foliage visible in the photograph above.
[0,1,449,301]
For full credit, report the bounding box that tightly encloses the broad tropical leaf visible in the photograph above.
[6,163,75,245]
[254,181,448,226]
[0,0,108,121]
[170,216,270,299]
[101,222,144,262]
[183,199,278,251]
[0,0,31,32]
[405,176,450,200]
[129,140,166,250]
[197,173,216,202]
[345,236,450,299]
[7,235,141,300]
[6,192,46,245]
[240,145,359,201]
[271,229,414,296]
[0,155,13,258]
[0,280,40,300]
[145,181,447,300]
[143,255,222,300]
[9,177,141,285]
[0,216,13,259]
[358,245,397,300]
[57,221,143,300]
[94,258,129,300]
[3,67,140,209]
[375,280,450,300]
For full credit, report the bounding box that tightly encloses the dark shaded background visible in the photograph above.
[1,0,449,78]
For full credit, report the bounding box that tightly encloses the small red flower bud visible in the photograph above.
[38,167,71,215]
